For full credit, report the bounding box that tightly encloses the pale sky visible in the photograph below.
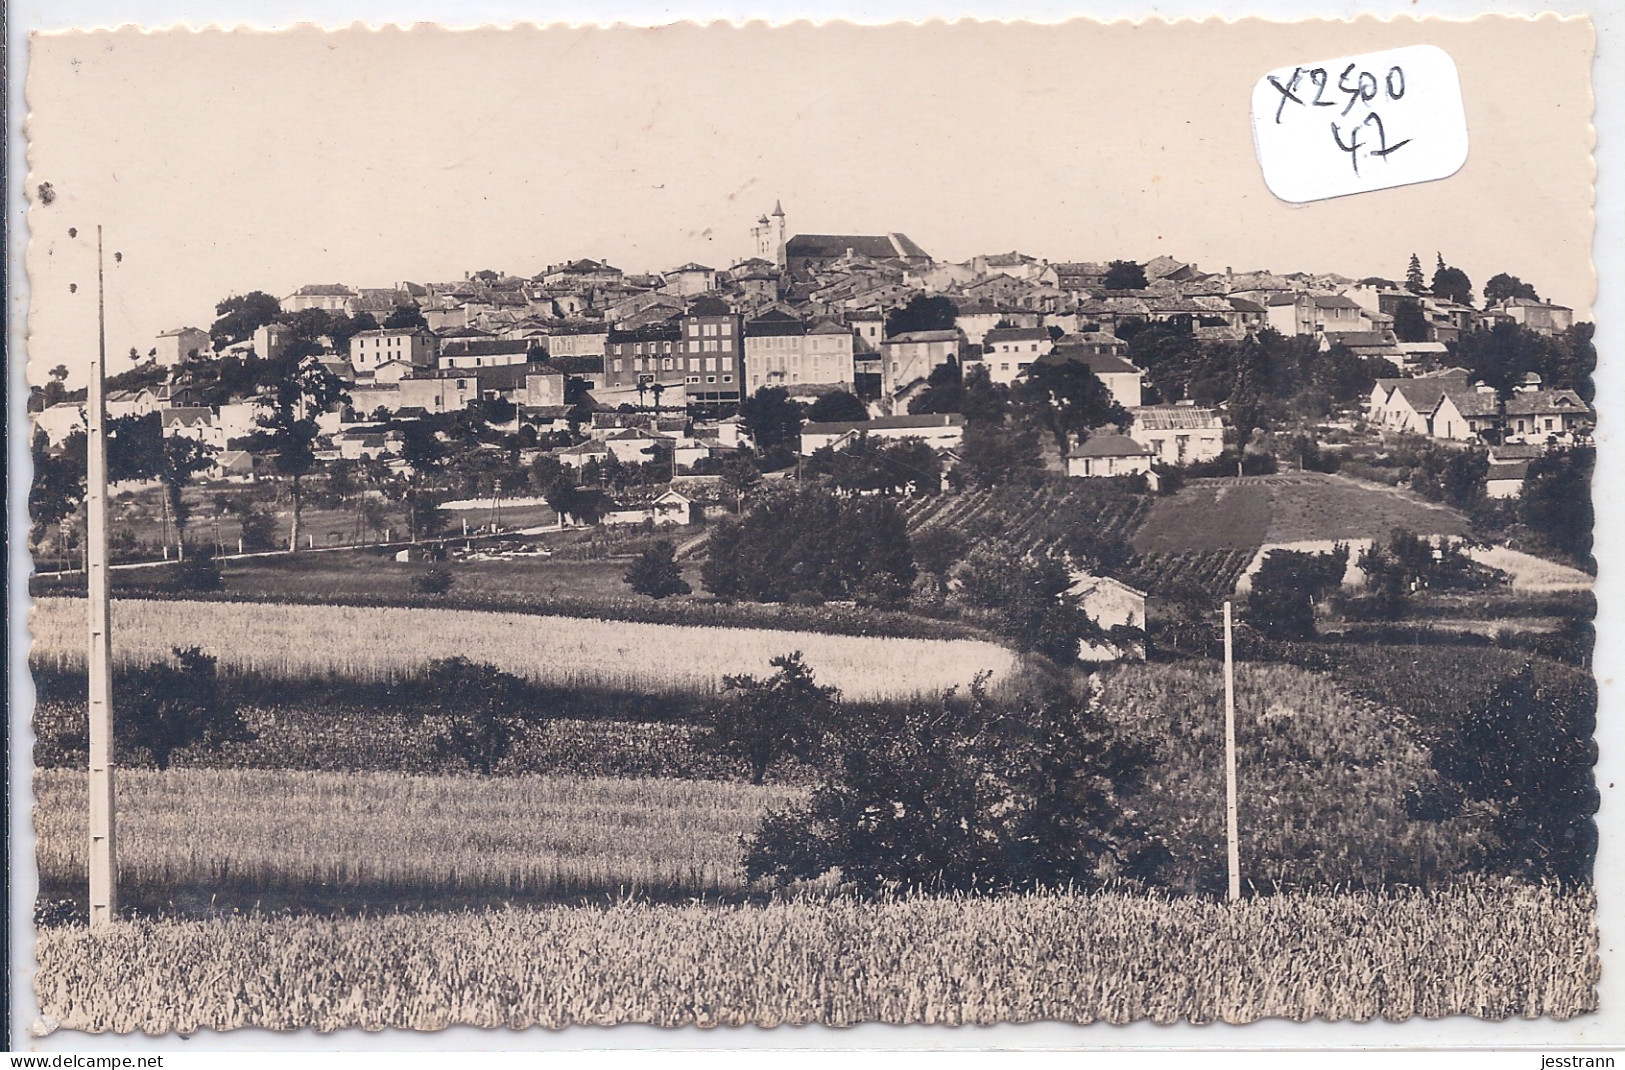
[25,16,1595,387]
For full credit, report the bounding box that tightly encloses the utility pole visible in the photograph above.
[86,225,118,927]
[1223,600,1240,902]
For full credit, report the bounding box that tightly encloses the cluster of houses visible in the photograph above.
[1365,366,1592,498]
[32,202,1583,501]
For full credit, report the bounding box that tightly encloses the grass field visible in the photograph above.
[34,883,1596,1031]
[1133,473,1471,557]
[29,597,1016,700]
[35,769,799,912]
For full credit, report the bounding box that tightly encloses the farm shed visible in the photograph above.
[1066,573,1147,662]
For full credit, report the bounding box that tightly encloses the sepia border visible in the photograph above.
[5,0,1621,1052]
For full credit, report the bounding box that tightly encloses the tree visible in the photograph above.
[412,564,455,595]
[1431,254,1474,307]
[1421,664,1598,884]
[806,391,868,424]
[884,294,958,338]
[956,421,1043,489]
[959,363,1010,427]
[28,429,85,539]
[801,437,942,496]
[529,453,566,495]
[116,647,254,770]
[1392,298,1430,343]
[400,421,448,541]
[543,477,604,527]
[745,679,1155,893]
[1243,546,1348,639]
[701,487,915,604]
[1012,358,1131,454]
[1227,335,1271,445]
[424,657,533,776]
[209,291,281,350]
[910,526,966,579]
[1411,444,1488,510]
[906,357,963,415]
[955,543,1101,662]
[382,305,429,331]
[1483,273,1539,306]
[238,505,278,551]
[624,539,692,599]
[1103,260,1148,291]
[707,652,839,785]
[254,356,349,551]
[720,453,761,513]
[158,435,217,557]
[43,365,70,407]
[1404,253,1427,294]
[738,386,802,468]
[1520,446,1593,563]
[1549,322,1597,402]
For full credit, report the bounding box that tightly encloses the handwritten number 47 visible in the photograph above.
[1269,62,1412,173]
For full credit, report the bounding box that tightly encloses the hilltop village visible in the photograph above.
[29,205,1594,660]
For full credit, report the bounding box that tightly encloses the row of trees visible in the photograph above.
[696,485,1118,661]
[1402,252,1544,309]
[32,353,354,559]
[1386,441,1594,565]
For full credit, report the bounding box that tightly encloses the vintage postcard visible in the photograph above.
[14,13,1606,1042]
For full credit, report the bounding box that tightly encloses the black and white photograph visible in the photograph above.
[10,12,1612,1042]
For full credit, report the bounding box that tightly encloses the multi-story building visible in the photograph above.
[1027,348,1145,409]
[879,329,959,401]
[282,283,357,313]
[603,321,684,393]
[547,323,611,361]
[743,311,856,395]
[538,259,624,290]
[349,328,437,377]
[1264,292,1368,336]
[438,338,539,370]
[976,326,1053,384]
[1128,405,1225,466]
[154,326,211,366]
[663,263,717,296]
[783,232,930,282]
[677,296,744,407]
[1495,297,1575,336]
[395,370,480,413]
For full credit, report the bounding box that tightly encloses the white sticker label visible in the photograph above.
[1251,44,1469,204]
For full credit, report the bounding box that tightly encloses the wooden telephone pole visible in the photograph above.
[1222,600,1240,901]
[86,225,118,927]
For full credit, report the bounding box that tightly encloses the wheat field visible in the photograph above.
[28,597,1016,700]
[35,768,799,905]
[34,883,1597,1032]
